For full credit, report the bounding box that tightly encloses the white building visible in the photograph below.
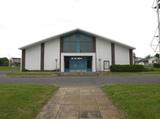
[136,57,158,66]
[19,29,135,72]
[10,57,21,67]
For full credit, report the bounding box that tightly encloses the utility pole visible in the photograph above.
[156,0,160,61]
[151,0,160,63]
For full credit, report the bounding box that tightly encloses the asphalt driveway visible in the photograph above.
[0,72,160,86]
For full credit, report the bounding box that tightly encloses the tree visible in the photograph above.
[154,53,160,58]
[145,55,151,59]
[0,57,9,66]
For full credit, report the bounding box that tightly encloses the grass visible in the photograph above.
[7,72,58,77]
[101,70,160,76]
[102,84,160,119]
[7,71,160,78]
[0,84,58,119]
[4,66,160,77]
[0,66,20,71]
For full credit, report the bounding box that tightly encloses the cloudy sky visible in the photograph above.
[0,0,158,58]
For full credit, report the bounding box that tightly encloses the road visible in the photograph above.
[0,72,160,86]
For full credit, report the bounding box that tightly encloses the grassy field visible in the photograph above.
[7,72,58,77]
[102,84,160,119]
[2,66,160,77]
[0,66,20,71]
[100,67,160,76]
[0,84,58,119]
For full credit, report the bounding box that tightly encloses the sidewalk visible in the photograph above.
[35,87,124,119]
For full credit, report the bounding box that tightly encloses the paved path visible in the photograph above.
[35,87,123,119]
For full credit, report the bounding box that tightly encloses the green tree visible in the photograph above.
[145,55,151,59]
[154,53,160,58]
[0,57,9,66]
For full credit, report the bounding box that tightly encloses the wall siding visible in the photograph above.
[115,44,130,64]
[44,39,60,70]
[96,37,111,71]
[25,45,41,70]
[23,36,132,71]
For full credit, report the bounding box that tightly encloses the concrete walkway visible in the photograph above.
[35,87,123,119]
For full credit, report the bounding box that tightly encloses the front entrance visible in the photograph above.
[64,56,92,72]
[69,57,87,72]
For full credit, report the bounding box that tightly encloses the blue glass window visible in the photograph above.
[62,33,94,52]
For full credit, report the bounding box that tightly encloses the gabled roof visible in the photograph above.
[19,28,135,50]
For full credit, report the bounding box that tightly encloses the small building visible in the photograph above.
[10,57,21,67]
[136,57,158,66]
[19,29,135,72]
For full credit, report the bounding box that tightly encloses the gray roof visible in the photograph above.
[19,28,135,50]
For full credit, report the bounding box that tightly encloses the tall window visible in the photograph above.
[62,33,95,52]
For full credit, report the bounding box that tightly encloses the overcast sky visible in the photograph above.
[0,0,158,58]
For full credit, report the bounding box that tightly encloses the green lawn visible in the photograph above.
[0,84,58,119]
[0,66,20,71]
[102,84,160,119]
[101,71,160,77]
[7,72,58,77]
[7,71,160,78]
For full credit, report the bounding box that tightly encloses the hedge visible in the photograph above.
[110,65,145,72]
[153,63,160,68]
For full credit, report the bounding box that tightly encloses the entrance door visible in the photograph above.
[103,60,110,71]
[69,57,87,72]
[64,56,92,72]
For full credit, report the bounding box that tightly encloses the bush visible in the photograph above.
[153,63,160,68]
[143,67,155,72]
[110,65,145,72]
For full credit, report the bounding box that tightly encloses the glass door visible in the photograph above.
[103,60,110,71]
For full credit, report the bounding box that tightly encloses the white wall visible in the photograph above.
[61,53,96,72]
[25,45,41,70]
[115,44,129,64]
[44,38,60,70]
[24,36,131,71]
[96,37,111,71]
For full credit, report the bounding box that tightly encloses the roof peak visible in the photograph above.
[19,29,135,50]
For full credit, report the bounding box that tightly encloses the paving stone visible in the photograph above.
[80,111,102,119]
[65,88,80,95]
[35,87,123,119]
[52,96,65,104]
[80,95,96,105]
[63,95,80,104]
[95,96,111,105]
[54,90,66,96]
[80,105,99,111]
[56,104,79,119]
[80,88,92,95]
[99,105,122,119]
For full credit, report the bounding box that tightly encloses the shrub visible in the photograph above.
[143,67,155,72]
[110,65,145,72]
[153,63,160,68]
